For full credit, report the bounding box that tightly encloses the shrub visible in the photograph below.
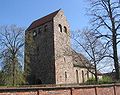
[99,76,113,84]
[85,78,97,84]
[85,76,113,85]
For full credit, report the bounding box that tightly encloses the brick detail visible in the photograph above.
[0,84,120,95]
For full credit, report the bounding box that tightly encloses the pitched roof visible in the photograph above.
[71,50,94,69]
[27,9,60,31]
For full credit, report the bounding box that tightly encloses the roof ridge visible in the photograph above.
[32,9,60,24]
[27,9,61,31]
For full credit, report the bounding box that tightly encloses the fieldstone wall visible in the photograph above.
[55,56,76,84]
[74,67,94,83]
[53,10,75,84]
[25,20,56,84]
[53,10,71,58]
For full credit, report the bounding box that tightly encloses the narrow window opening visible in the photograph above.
[87,71,89,80]
[76,70,79,83]
[65,71,67,81]
[33,30,37,37]
[64,26,67,34]
[38,28,42,34]
[64,56,66,63]
[58,24,62,32]
[82,70,84,83]
[36,46,39,56]
[44,25,48,32]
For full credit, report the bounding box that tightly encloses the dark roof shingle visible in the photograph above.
[27,9,60,31]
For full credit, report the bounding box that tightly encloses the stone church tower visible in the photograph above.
[25,9,75,84]
[25,9,95,85]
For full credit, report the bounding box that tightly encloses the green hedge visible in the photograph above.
[85,76,113,84]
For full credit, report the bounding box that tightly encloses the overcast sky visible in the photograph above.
[0,0,90,30]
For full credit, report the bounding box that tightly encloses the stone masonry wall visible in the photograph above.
[74,67,93,83]
[34,21,56,84]
[53,10,75,84]
[55,56,76,84]
[0,84,120,95]
[53,10,71,59]
[25,20,56,84]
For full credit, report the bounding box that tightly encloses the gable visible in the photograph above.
[27,9,60,31]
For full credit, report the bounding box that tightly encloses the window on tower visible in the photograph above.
[65,71,67,81]
[38,28,42,34]
[64,26,67,34]
[44,25,48,32]
[33,30,37,37]
[36,46,39,56]
[58,24,62,32]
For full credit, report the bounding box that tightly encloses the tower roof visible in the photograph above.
[27,9,60,31]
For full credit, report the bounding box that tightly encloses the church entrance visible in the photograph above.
[35,79,42,84]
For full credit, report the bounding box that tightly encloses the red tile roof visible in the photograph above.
[27,9,60,31]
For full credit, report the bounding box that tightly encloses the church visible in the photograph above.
[24,9,94,85]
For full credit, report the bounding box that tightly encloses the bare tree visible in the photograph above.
[0,25,25,86]
[87,0,120,80]
[71,29,111,82]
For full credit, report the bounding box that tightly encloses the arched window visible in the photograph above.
[58,24,62,32]
[36,79,42,84]
[64,56,66,63]
[65,71,67,81]
[44,25,48,32]
[37,46,39,56]
[76,70,79,83]
[33,30,37,37]
[38,28,42,34]
[82,70,84,83]
[87,71,89,80]
[64,26,67,34]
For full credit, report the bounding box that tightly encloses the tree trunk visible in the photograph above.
[13,61,15,86]
[108,1,120,80]
[12,55,16,86]
[112,31,119,80]
[94,64,98,83]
